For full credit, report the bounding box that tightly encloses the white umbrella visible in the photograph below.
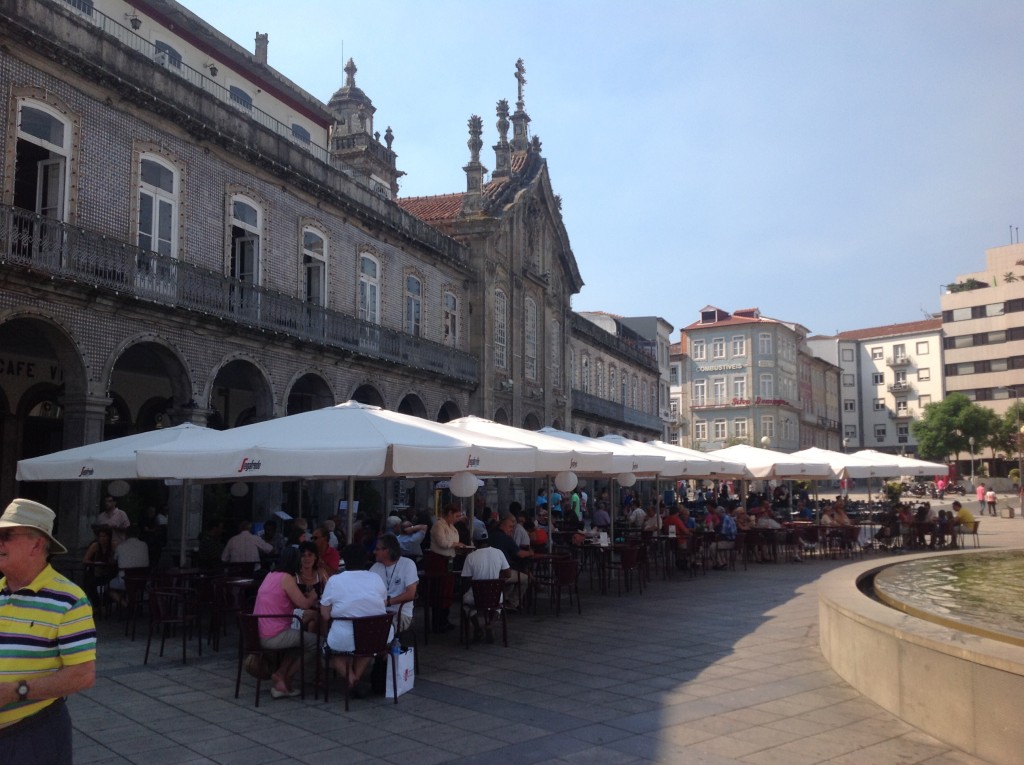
[135,401,539,481]
[850,449,949,478]
[16,423,214,481]
[445,416,614,474]
[535,427,666,476]
[706,444,833,480]
[645,441,747,478]
[788,447,897,480]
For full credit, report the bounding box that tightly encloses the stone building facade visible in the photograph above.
[1,1,661,551]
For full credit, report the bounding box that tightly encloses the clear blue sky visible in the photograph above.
[185,0,1024,338]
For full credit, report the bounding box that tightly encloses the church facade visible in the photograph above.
[0,0,659,552]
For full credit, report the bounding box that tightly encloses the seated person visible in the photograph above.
[460,537,509,643]
[489,513,533,610]
[524,519,547,547]
[950,500,974,547]
[253,551,319,698]
[641,504,662,533]
[108,526,150,605]
[590,502,612,530]
[320,544,392,694]
[83,526,115,609]
[370,533,418,632]
[397,514,429,560]
[712,507,736,569]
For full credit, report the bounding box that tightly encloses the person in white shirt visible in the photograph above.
[108,526,149,604]
[460,538,510,642]
[370,534,418,631]
[96,495,131,547]
[221,520,273,565]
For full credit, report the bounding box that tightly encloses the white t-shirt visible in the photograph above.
[370,557,418,623]
[461,547,508,606]
[321,571,389,652]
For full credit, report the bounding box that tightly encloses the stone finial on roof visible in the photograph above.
[463,115,488,211]
[384,126,394,150]
[344,58,357,88]
[493,99,512,178]
[515,58,527,110]
[510,59,531,151]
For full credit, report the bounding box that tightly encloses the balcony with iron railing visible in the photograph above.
[888,407,916,421]
[887,381,915,395]
[0,205,478,383]
[886,355,912,367]
[571,389,664,432]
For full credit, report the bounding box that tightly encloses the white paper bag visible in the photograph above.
[386,648,415,698]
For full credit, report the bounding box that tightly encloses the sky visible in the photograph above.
[183,0,1024,339]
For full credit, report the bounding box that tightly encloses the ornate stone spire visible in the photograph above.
[510,58,531,151]
[463,115,487,213]
[492,99,511,178]
[344,58,357,88]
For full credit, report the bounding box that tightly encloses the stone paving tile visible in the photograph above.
[67,516,1024,765]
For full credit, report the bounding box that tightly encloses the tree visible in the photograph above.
[992,400,1024,460]
[910,393,996,462]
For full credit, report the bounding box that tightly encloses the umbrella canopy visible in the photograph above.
[444,416,614,474]
[135,401,539,481]
[706,444,833,480]
[536,427,666,475]
[850,449,949,478]
[646,441,747,478]
[16,423,214,481]
[788,447,894,480]
[596,434,725,478]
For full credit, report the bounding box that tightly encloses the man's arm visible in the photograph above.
[390,581,418,607]
[0,662,95,706]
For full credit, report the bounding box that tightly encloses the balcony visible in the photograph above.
[886,355,912,367]
[571,389,664,432]
[887,382,914,395]
[887,407,916,421]
[0,205,478,383]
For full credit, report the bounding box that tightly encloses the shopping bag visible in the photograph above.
[385,648,415,698]
[243,652,276,681]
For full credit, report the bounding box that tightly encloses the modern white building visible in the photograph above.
[808,319,944,455]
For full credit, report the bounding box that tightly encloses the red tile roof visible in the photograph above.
[835,318,942,341]
[397,193,465,222]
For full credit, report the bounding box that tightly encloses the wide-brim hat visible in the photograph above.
[0,498,68,555]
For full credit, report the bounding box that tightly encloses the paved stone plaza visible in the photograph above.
[71,511,1023,765]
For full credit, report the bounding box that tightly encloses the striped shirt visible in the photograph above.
[0,565,96,727]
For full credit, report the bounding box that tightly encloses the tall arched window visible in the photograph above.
[524,297,537,380]
[581,355,591,394]
[596,359,605,398]
[229,196,260,285]
[549,319,560,384]
[358,253,380,324]
[14,101,71,221]
[302,227,326,306]
[138,155,178,257]
[443,291,459,347]
[405,275,422,336]
[494,289,508,370]
[609,366,617,402]
[631,375,639,409]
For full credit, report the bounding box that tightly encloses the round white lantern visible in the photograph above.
[107,480,130,498]
[616,472,637,487]
[554,471,578,492]
[230,482,249,498]
[449,471,479,497]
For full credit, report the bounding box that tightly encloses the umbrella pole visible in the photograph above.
[346,479,355,543]
[178,479,190,568]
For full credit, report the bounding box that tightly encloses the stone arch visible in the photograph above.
[207,356,273,430]
[550,417,563,430]
[105,336,192,432]
[351,383,385,408]
[437,400,461,423]
[286,371,335,415]
[522,412,541,431]
[397,393,427,419]
[580,426,592,437]
[493,407,510,426]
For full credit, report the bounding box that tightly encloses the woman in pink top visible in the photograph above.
[253,555,318,698]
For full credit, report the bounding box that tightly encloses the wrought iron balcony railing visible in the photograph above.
[1,206,478,383]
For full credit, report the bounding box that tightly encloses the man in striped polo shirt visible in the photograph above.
[0,498,96,764]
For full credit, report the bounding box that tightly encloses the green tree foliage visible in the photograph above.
[910,393,997,461]
[992,401,1024,459]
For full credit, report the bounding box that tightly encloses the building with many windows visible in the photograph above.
[940,243,1024,416]
[0,0,656,550]
[807,319,943,454]
[681,306,814,452]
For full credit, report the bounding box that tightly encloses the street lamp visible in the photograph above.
[969,436,975,486]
